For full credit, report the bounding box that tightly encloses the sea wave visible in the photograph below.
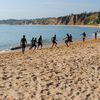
[0,49,11,54]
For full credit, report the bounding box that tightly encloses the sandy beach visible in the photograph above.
[24,24,100,28]
[0,39,100,100]
[29,24,100,28]
[66,24,100,28]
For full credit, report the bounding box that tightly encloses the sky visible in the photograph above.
[0,0,100,19]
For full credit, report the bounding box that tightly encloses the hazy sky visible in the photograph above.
[0,0,100,19]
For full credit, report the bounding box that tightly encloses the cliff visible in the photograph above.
[0,12,100,25]
[56,12,100,25]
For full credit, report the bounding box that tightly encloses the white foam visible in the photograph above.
[0,49,11,54]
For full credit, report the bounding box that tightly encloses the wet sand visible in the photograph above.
[33,24,100,28]
[66,24,100,28]
[0,39,100,100]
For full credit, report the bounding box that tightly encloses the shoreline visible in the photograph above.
[67,24,100,28]
[0,24,100,28]
[0,38,98,55]
[0,25,100,54]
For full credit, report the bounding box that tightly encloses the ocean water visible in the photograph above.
[0,25,100,51]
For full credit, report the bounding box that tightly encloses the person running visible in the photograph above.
[63,34,70,47]
[20,35,27,54]
[38,35,43,49]
[95,32,97,40]
[29,37,34,49]
[81,32,87,42]
[69,34,73,43]
[51,35,57,48]
[29,37,37,50]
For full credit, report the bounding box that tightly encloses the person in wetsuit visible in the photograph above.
[95,32,97,40]
[69,34,73,43]
[63,34,70,47]
[29,37,37,50]
[51,35,57,48]
[81,32,87,42]
[29,37,34,49]
[20,35,27,54]
[38,35,43,49]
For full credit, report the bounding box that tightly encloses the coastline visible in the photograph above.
[0,24,100,54]
[66,24,100,28]
[0,37,98,54]
[0,24,100,28]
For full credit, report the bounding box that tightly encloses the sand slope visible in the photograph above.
[0,39,100,100]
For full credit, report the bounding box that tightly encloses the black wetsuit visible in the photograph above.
[95,32,97,39]
[52,35,57,48]
[52,36,57,44]
[38,36,43,48]
[65,34,70,46]
[21,38,27,48]
[31,38,37,49]
[20,37,27,54]
[83,32,86,42]
[69,35,72,42]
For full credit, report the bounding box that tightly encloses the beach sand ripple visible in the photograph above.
[0,39,100,100]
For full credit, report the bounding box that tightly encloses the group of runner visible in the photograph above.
[20,31,99,54]
[29,35,43,50]
[20,35,42,54]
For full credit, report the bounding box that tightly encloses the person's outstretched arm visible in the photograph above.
[63,36,67,40]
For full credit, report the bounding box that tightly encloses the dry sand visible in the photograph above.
[0,39,100,100]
